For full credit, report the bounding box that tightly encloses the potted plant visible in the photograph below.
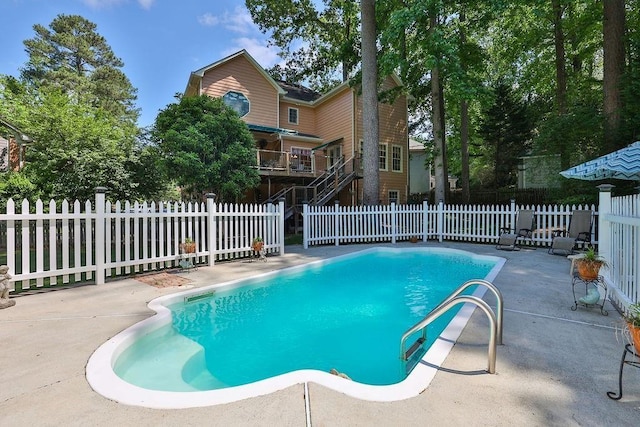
[625,303,640,354]
[180,237,196,254]
[575,247,608,281]
[252,237,264,252]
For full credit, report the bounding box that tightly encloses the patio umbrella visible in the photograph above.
[560,141,640,181]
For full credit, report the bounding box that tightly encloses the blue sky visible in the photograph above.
[0,0,280,127]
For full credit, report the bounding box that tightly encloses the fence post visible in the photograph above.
[95,187,107,285]
[206,193,216,267]
[391,201,397,244]
[334,200,340,246]
[278,198,286,255]
[303,201,309,249]
[596,185,614,278]
[437,200,444,243]
[422,199,429,242]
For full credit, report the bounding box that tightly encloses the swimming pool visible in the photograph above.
[87,247,505,408]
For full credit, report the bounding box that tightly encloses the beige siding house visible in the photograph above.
[185,50,408,207]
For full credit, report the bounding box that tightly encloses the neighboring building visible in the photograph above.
[0,136,8,172]
[0,117,32,172]
[517,154,562,189]
[409,138,457,196]
[409,138,431,194]
[184,50,409,206]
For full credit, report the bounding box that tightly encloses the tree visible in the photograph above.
[21,14,139,123]
[361,0,380,205]
[19,88,140,201]
[479,83,532,188]
[153,95,260,202]
[603,0,626,152]
[246,0,360,88]
[0,14,168,203]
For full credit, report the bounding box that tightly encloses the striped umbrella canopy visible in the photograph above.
[560,141,640,181]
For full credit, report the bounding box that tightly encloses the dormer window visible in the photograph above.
[288,107,299,125]
[222,91,250,117]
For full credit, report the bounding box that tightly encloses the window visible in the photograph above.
[379,144,388,171]
[291,147,312,172]
[222,91,250,117]
[392,145,402,172]
[288,107,299,124]
[388,190,399,204]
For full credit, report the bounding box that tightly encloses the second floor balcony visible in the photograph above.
[256,149,330,178]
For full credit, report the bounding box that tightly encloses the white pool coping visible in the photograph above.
[86,247,505,409]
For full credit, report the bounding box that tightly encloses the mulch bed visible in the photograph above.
[134,272,192,288]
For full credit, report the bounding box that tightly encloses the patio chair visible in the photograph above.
[496,209,535,251]
[549,209,593,255]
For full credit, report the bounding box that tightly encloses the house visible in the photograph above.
[409,138,431,194]
[184,50,408,208]
[409,138,457,196]
[0,117,32,172]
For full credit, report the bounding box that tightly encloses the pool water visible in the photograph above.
[113,248,498,392]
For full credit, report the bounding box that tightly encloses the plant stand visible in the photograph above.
[607,344,640,400]
[251,247,267,262]
[571,275,608,315]
[177,250,198,272]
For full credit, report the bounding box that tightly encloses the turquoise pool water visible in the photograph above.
[114,248,497,391]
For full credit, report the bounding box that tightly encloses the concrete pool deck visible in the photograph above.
[1,242,639,426]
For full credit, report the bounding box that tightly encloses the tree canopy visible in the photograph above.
[153,95,260,202]
[0,14,169,202]
[249,0,640,202]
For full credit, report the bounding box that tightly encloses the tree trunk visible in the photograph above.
[552,0,570,170]
[361,0,380,205]
[603,0,625,152]
[460,99,470,203]
[459,10,470,204]
[431,14,447,204]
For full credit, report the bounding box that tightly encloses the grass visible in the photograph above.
[284,234,303,245]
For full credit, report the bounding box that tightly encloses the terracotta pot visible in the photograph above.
[181,242,196,254]
[576,260,602,281]
[409,236,418,243]
[627,322,640,354]
[252,242,264,252]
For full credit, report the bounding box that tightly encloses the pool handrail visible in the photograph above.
[400,295,497,374]
[438,279,503,345]
[399,279,504,374]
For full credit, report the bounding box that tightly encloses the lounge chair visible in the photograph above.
[496,209,535,250]
[549,210,593,255]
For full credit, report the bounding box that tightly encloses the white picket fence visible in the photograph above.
[303,200,598,248]
[5,187,637,308]
[600,189,640,309]
[1,190,285,292]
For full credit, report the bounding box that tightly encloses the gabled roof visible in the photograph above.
[277,80,321,103]
[185,50,286,97]
[185,50,405,109]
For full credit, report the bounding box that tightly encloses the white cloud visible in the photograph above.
[137,0,154,10]
[197,13,220,27]
[198,6,257,35]
[222,38,280,68]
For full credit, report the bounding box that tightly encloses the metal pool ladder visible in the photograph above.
[399,279,503,374]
